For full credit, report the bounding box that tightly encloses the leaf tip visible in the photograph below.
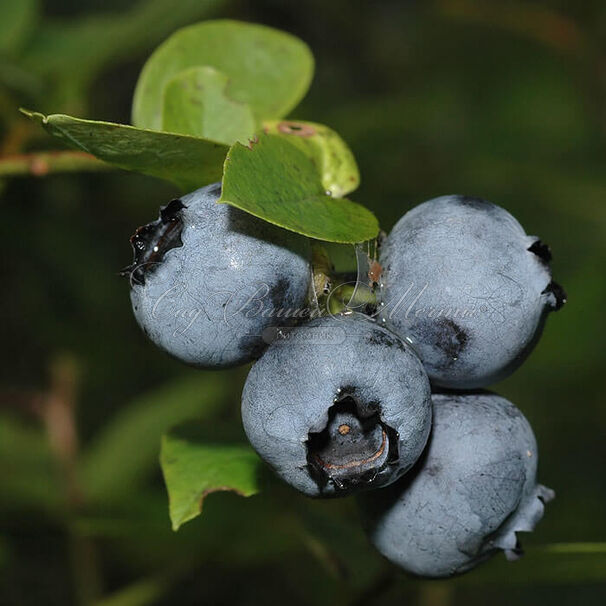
[19,109,50,132]
[19,107,42,121]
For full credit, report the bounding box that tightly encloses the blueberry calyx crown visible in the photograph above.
[306,391,398,492]
[527,239,552,264]
[526,239,567,311]
[542,281,567,311]
[121,199,186,286]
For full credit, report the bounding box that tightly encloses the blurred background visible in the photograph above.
[1,1,605,604]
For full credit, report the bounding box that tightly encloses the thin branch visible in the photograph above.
[0,150,112,178]
[43,355,82,506]
[41,354,104,605]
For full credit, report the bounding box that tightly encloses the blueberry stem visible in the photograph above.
[324,283,377,315]
[336,283,377,306]
[310,243,378,315]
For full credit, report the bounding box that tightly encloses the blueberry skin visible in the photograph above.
[358,393,554,578]
[241,314,432,497]
[379,196,566,388]
[127,183,310,368]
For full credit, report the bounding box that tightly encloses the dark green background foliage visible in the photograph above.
[1,1,605,605]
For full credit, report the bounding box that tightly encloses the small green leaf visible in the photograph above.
[22,110,227,190]
[161,425,262,530]
[221,134,379,243]
[162,66,256,144]
[133,19,314,130]
[263,120,360,197]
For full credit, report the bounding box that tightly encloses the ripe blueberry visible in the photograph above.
[241,314,432,497]
[358,392,554,578]
[378,195,566,388]
[124,183,310,368]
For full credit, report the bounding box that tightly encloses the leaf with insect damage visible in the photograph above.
[161,424,262,530]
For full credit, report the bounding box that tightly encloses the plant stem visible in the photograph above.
[0,151,111,178]
[42,354,103,606]
[335,283,377,306]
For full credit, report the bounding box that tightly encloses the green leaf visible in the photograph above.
[0,0,38,55]
[133,19,314,130]
[161,424,262,530]
[22,110,227,191]
[162,66,256,144]
[263,120,360,197]
[80,375,228,503]
[220,134,379,243]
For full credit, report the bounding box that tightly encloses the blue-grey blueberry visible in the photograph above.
[123,183,310,368]
[379,195,566,388]
[241,314,432,497]
[358,392,554,578]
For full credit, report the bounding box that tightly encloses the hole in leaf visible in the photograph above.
[277,121,316,137]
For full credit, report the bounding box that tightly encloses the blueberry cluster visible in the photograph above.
[125,185,564,578]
